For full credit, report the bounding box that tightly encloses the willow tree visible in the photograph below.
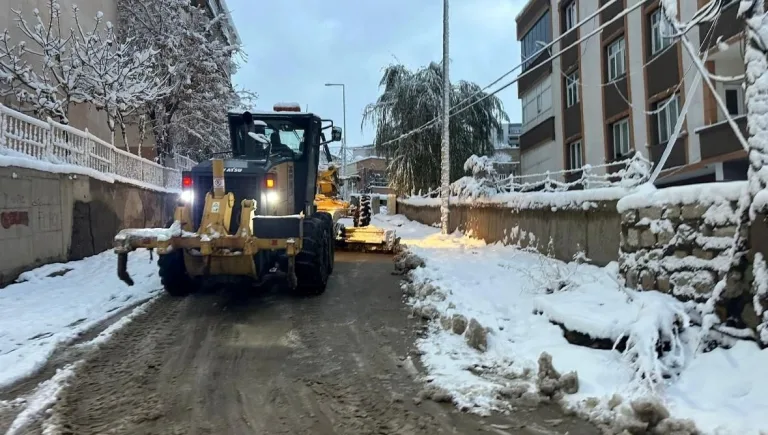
[363,62,508,195]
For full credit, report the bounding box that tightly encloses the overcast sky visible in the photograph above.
[229,0,523,149]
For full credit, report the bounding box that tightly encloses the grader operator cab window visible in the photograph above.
[230,112,309,162]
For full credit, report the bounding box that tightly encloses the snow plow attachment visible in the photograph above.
[113,158,304,290]
[336,224,399,253]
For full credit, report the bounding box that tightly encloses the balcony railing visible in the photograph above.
[0,103,187,191]
[696,115,747,160]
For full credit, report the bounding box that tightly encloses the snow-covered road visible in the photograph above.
[0,250,162,390]
[374,213,768,435]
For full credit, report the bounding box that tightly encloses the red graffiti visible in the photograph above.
[1,211,29,229]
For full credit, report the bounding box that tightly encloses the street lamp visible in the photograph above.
[325,83,347,198]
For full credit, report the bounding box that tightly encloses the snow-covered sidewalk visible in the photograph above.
[376,213,768,435]
[0,250,161,389]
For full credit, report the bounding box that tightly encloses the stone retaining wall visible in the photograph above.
[616,183,768,331]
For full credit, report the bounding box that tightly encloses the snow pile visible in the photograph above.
[0,250,162,389]
[372,213,768,434]
[4,363,81,435]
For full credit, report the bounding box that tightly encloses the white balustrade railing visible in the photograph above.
[0,103,188,190]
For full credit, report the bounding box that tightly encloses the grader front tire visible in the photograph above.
[295,215,331,296]
[158,249,193,297]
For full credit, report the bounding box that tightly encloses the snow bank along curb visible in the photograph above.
[392,246,701,434]
[396,196,623,268]
[0,250,163,389]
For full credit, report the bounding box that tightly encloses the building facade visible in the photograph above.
[344,145,391,195]
[491,122,522,177]
[515,0,747,187]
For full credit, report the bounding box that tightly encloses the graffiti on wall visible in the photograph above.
[1,211,30,229]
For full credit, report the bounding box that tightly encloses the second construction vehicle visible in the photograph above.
[315,157,397,253]
[114,103,396,296]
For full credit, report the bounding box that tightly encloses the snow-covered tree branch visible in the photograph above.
[0,0,86,123]
[0,0,173,149]
[363,62,508,195]
[70,6,172,145]
[118,0,257,164]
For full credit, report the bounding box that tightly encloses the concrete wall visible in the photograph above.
[0,166,176,286]
[395,200,622,266]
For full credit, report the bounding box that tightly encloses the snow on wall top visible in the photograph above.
[616,181,745,213]
[756,189,768,211]
[401,187,630,210]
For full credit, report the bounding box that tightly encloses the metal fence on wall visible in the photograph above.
[0,103,191,190]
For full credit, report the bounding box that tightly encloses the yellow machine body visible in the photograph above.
[114,158,302,286]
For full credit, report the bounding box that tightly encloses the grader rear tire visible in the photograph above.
[158,249,193,297]
[359,194,372,227]
[295,215,331,296]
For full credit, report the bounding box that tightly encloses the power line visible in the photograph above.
[375,0,642,149]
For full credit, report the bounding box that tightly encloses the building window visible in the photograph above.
[564,1,577,31]
[521,11,552,69]
[655,94,681,144]
[607,37,626,82]
[522,77,552,129]
[650,8,674,55]
[566,70,580,108]
[568,141,583,169]
[724,84,745,116]
[612,117,631,158]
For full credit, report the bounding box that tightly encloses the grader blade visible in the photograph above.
[337,225,399,253]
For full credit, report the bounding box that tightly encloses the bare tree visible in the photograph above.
[70,6,171,145]
[0,0,88,123]
[118,0,256,164]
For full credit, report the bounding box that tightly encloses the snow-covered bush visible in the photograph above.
[449,154,505,199]
[615,290,691,393]
[463,154,497,178]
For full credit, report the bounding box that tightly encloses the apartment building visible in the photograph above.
[515,0,747,187]
[343,145,391,195]
[491,122,522,176]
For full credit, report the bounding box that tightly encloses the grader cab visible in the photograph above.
[113,103,397,296]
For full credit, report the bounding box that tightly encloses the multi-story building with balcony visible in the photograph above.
[515,0,748,187]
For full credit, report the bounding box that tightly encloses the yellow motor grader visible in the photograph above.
[315,160,396,252]
[113,103,397,296]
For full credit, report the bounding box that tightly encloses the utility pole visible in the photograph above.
[440,0,450,235]
[325,83,348,199]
